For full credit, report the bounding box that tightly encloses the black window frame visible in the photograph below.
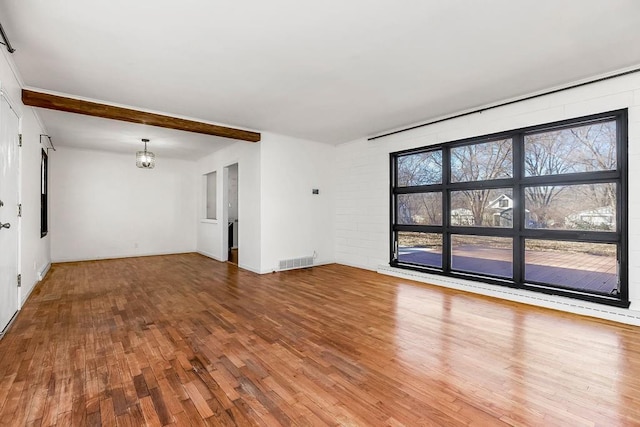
[41,148,48,238]
[390,110,628,308]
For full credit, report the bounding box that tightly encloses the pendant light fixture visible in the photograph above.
[136,138,155,169]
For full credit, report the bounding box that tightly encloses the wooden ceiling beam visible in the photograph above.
[22,89,261,142]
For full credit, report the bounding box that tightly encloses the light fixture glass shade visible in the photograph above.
[136,150,155,168]
[136,138,155,169]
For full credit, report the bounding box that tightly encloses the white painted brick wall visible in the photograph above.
[335,71,640,309]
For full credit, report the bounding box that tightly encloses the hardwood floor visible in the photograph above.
[1,253,639,426]
[228,249,238,266]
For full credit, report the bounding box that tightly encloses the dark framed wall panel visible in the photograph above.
[390,110,628,307]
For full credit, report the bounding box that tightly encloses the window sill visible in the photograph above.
[200,219,218,224]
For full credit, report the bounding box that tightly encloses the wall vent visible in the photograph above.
[278,256,314,271]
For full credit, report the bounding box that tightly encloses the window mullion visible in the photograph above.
[442,146,451,272]
[390,154,397,262]
[513,132,524,283]
[618,112,628,302]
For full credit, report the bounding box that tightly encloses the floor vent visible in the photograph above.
[279,256,314,271]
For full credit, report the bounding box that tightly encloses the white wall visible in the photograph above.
[196,133,335,274]
[335,71,640,321]
[0,49,50,304]
[50,147,197,262]
[334,139,389,269]
[19,110,50,301]
[260,133,335,272]
[196,141,262,272]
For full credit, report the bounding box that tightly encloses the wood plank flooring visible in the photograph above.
[1,253,639,426]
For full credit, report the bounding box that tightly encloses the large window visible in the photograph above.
[390,110,627,307]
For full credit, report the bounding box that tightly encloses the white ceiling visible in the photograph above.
[1,0,640,159]
[34,109,235,160]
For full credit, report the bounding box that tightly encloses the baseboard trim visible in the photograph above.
[337,260,376,272]
[242,264,264,274]
[38,262,51,281]
[196,251,263,274]
[52,251,195,263]
[20,278,39,306]
[0,310,19,340]
[378,265,640,326]
[197,250,224,262]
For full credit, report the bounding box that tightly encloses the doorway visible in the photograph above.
[0,95,20,335]
[225,163,239,265]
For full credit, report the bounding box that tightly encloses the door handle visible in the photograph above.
[0,222,10,229]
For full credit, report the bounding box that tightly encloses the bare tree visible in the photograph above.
[417,194,441,224]
[525,122,617,228]
[397,151,442,224]
[397,151,442,187]
[523,131,574,226]
[396,122,617,230]
[397,193,441,225]
[451,139,512,225]
[570,122,616,209]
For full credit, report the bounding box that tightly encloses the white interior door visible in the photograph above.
[0,95,20,334]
